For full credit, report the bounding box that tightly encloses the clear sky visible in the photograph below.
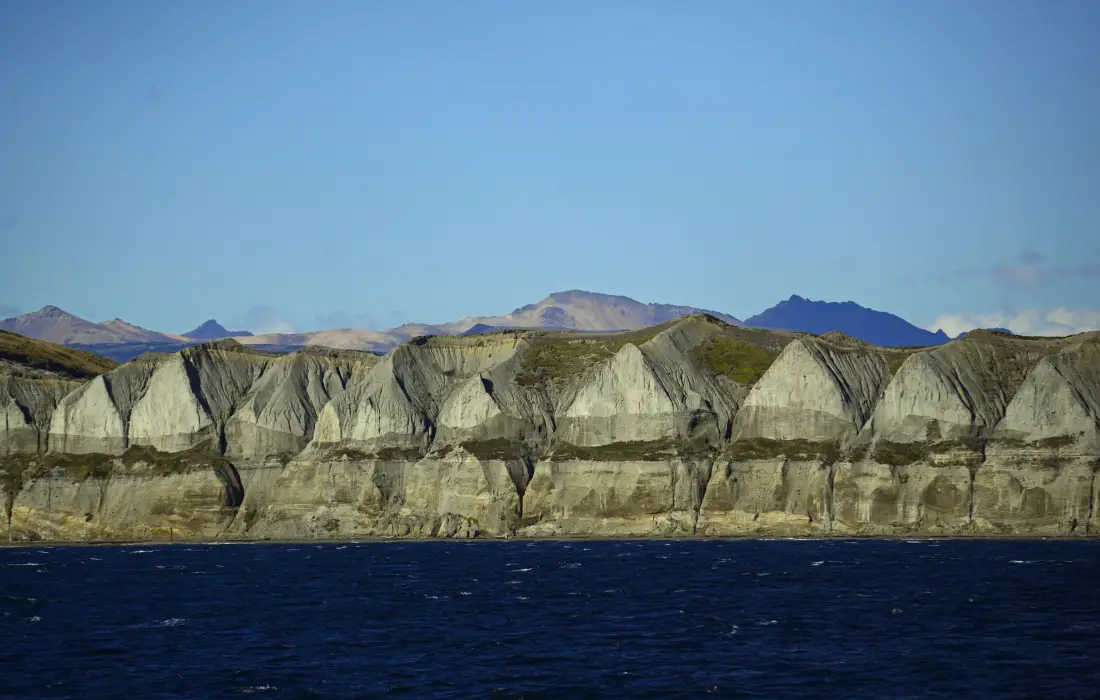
[2,1,1098,336]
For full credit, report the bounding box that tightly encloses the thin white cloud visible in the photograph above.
[927,308,1100,338]
[235,306,297,335]
[935,251,1100,291]
[310,311,378,332]
[0,305,21,320]
[990,261,1043,289]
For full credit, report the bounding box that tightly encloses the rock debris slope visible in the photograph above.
[1,321,1098,542]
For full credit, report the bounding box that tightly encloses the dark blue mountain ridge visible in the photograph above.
[743,295,951,347]
[182,319,253,340]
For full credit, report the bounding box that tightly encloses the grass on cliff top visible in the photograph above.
[962,328,1097,343]
[885,351,917,377]
[514,328,663,386]
[945,332,1099,406]
[692,336,778,385]
[0,330,118,379]
[181,338,275,359]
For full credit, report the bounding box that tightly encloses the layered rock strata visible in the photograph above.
[2,321,1098,541]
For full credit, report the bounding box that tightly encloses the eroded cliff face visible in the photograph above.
[225,347,379,460]
[4,322,1099,542]
[2,342,378,539]
[7,448,243,541]
[1,374,83,455]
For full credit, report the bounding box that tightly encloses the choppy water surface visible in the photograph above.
[2,540,1099,699]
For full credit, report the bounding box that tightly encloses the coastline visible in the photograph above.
[5,532,1099,549]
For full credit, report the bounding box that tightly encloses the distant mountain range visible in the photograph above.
[232,290,741,354]
[463,290,741,332]
[0,308,260,361]
[743,295,952,347]
[0,306,186,345]
[2,290,1024,362]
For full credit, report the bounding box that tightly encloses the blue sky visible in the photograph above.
[2,1,1098,336]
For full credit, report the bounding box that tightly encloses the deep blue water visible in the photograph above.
[3,540,1099,699]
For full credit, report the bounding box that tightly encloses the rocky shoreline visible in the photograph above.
[6,532,1098,548]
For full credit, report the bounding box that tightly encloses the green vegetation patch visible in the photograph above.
[454,438,528,461]
[872,441,928,467]
[0,444,229,493]
[1039,456,1072,470]
[848,443,871,462]
[374,446,424,461]
[990,434,1082,451]
[726,438,841,465]
[267,451,299,466]
[872,438,985,467]
[886,353,912,377]
[0,454,38,496]
[40,452,116,481]
[327,445,423,462]
[327,447,371,461]
[1031,435,1077,450]
[550,437,714,462]
[118,444,231,477]
[693,337,777,385]
[515,331,661,387]
[0,330,117,379]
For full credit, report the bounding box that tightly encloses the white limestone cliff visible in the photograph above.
[4,322,1100,542]
[732,337,887,444]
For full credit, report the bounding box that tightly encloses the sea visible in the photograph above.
[2,539,1099,699]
